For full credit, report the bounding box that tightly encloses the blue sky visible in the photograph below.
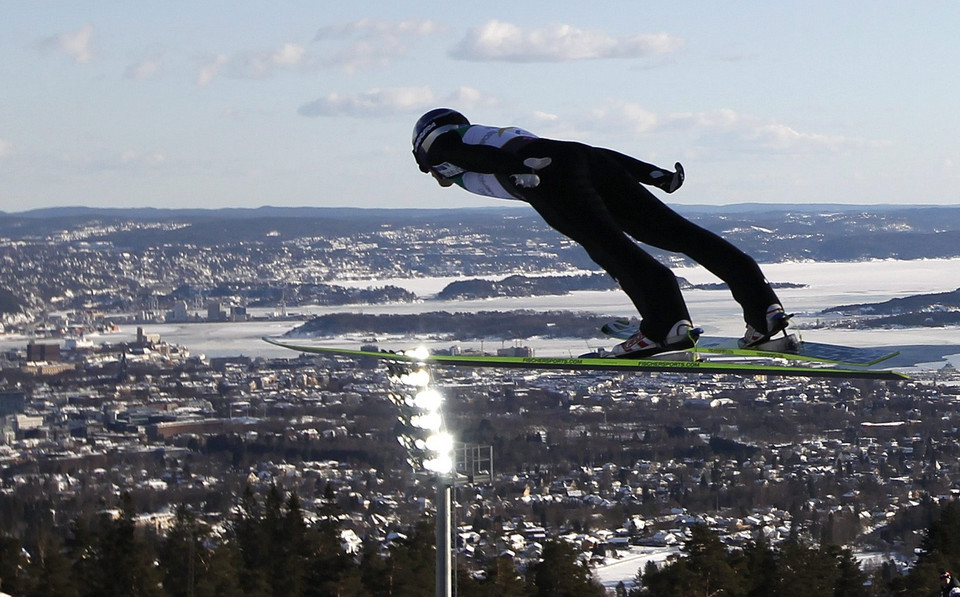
[1,1,958,212]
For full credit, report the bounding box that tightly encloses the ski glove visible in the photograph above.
[510,174,540,188]
[522,157,552,170]
[511,157,553,188]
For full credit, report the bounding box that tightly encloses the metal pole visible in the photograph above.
[436,474,452,597]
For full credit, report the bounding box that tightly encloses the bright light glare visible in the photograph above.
[425,432,454,454]
[398,369,431,387]
[413,389,443,411]
[423,454,453,474]
[410,412,441,431]
[403,346,431,361]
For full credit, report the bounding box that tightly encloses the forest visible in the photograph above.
[632,500,960,596]
[0,485,605,597]
[3,487,960,596]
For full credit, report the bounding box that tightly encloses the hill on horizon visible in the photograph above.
[3,204,960,262]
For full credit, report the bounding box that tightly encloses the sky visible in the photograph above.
[1,1,959,212]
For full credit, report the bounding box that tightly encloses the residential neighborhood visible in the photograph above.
[1,207,960,594]
[1,326,959,592]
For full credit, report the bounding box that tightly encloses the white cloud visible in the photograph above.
[523,102,660,141]
[196,54,227,86]
[315,18,442,73]
[315,18,441,41]
[531,111,560,124]
[124,57,164,81]
[0,139,11,158]
[320,40,396,73]
[531,104,884,157]
[672,108,886,153]
[120,150,165,165]
[233,42,309,78]
[582,102,659,135]
[193,19,440,84]
[39,24,96,64]
[195,42,310,85]
[443,87,499,111]
[272,42,306,66]
[450,21,683,62]
[298,86,498,118]
[298,86,435,117]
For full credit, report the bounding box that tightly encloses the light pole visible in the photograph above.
[435,473,453,597]
[388,349,455,597]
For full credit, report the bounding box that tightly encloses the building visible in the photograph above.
[207,302,226,322]
[27,342,60,363]
[0,392,26,416]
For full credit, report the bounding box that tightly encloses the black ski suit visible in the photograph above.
[421,126,781,342]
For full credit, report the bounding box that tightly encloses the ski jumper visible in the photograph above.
[420,123,781,342]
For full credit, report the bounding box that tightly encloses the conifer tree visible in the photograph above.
[65,515,102,594]
[0,533,28,596]
[737,536,779,597]
[829,546,869,597]
[305,517,362,596]
[193,542,244,597]
[383,519,436,596]
[94,492,163,597]
[272,490,308,597]
[892,501,960,595]
[527,539,604,596]
[479,553,526,596]
[358,536,394,595]
[683,523,742,595]
[776,540,846,596]
[159,505,210,597]
[636,524,741,596]
[232,485,271,597]
[357,520,435,596]
[26,532,78,597]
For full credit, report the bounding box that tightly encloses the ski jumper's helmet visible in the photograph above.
[412,108,469,172]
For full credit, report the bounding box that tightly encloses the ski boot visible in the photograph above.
[611,320,701,358]
[739,304,793,348]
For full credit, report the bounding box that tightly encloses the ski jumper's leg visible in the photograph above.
[518,140,690,342]
[591,156,781,334]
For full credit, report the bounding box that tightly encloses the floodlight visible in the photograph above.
[423,454,454,474]
[425,432,454,454]
[410,412,442,432]
[413,389,443,411]
[397,368,431,387]
[397,435,428,452]
[386,392,410,407]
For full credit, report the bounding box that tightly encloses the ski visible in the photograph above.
[263,338,907,381]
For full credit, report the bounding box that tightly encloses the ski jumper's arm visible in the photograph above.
[424,130,528,175]
[596,147,671,186]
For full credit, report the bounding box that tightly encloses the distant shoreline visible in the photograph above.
[4,202,959,218]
